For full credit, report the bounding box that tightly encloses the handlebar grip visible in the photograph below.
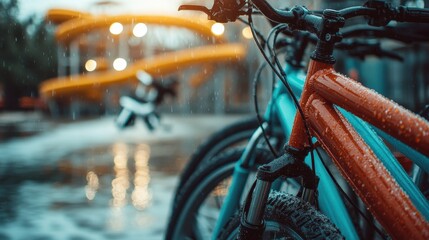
[251,0,295,23]
[398,7,429,22]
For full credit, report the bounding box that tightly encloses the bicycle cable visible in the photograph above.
[237,17,267,48]
[254,11,317,187]
[269,26,317,179]
[248,6,315,160]
[253,24,292,159]
[252,42,298,158]
[239,10,289,158]
[315,147,389,239]
[249,10,319,203]
[253,60,279,157]
[240,11,303,160]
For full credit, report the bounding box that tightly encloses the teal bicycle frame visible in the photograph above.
[212,65,429,239]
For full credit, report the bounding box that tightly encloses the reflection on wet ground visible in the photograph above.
[0,113,246,239]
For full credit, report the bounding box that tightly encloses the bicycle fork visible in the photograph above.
[238,146,318,240]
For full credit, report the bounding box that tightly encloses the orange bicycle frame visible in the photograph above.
[288,59,429,239]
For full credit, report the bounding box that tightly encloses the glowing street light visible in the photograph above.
[211,23,225,36]
[133,23,148,37]
[85,59,97,72]
[110,22,123,35]
[242,26,253,39]
[113,58,127,71]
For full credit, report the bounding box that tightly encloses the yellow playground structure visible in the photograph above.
[40,9,248,115]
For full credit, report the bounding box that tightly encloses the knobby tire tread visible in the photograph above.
[218,191,344,240]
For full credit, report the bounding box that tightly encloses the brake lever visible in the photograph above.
[179,1,246,23]
[178,5,211,16]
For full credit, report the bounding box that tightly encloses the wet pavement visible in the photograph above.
[0,112,247,240]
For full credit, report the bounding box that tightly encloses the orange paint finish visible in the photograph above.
[306,95,429,240]
[288,60,333,149]
[310,69,429,157]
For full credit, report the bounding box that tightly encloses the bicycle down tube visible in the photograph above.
[288,59,429,239]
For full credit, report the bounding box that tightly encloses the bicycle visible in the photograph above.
[116,70,177,130]
[166,29,427,240]
[171,23,424,207]
[167,1,429,239]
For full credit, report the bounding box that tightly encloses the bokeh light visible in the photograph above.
[132,144,152,210]
[113,58,127,71]
[133,23,148,37]
[85,59,97,72]
[211,23,225,36]
[85,171,100,200]
[109,22,123,35]
[111,143,129,208]
[242,26,253,39]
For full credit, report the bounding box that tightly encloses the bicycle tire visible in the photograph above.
[166,148,273,240]
[173,117,259,205]
[218,191,344,240]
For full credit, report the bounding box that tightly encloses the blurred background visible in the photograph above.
[0,0,428,239]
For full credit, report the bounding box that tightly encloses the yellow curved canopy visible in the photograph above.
[46,9,223,44]
[46,9,91,24]
[41,9,244,103]
[40,43,245,99]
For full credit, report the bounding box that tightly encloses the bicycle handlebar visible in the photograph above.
[179,1,429,64]
[341,25,429,43]
[395,7,429,22]
[251,0,429,27]
[336,40,403,62]
[180,1,429,35]
[277,28,405,62]
[279,24,429,47]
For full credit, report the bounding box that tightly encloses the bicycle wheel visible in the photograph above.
[166,148,274,240]
[218,191,344,240]
[176,117,258,189]
[173,117,283,206]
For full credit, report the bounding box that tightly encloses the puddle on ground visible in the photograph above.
[0,114,245,239]
[0,142,192,240]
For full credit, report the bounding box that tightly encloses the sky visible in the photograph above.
[18,0,184,20]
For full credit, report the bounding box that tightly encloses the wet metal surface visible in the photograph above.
[0,113,246,240]
[307,97,428,239]
[312,68,429,156]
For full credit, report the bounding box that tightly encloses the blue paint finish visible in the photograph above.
[340,110,429,220]
[373,128,429,172]
[275,94,295,137]
[306,154,360,240]
[212,163,251,239]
